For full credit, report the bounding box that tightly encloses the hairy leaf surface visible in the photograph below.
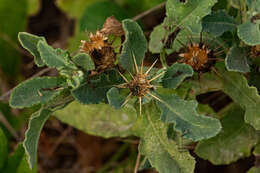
[195,104,258,165]
[119,19,147,72]
[156,93,221,141]
[23,109,52,169]
[225,46,250,73]
[10,77,66,108]
[18,32,46,67]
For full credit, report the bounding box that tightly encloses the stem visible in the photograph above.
[134,152,141,173]
[160,49,168,68]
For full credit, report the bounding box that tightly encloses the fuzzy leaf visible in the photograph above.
[139,103,195,173]
[72,70,122,104]
[3,143,36,173]
[10,77,66,108]
[195,104,258,165]
[202,10,237,36]
[55,101,137,138]
[225,46,250,73]
[217,70,260,130]
[37,41,73,69]
[149,23,166,53]
[23,109,52,169]
[156,93,222,141]
[0,127,8,170]
[237,21,260,46]
[162,63,193,89]
[18,32,46,67]
[72,53,95,71]
[107,87,125,109]
[119,19,147,72]
[166,0,217,29]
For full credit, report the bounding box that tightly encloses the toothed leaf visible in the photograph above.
[238,21,260,46]
[9,77,66,108]
[23,109,52,169]
[72,53,95,71]
[202,10,237,36]
[195,104,258,165]
[18,32,46,67]
[119,19,147,72]
[225,46,250,73]
[139,103,195,173]
[162,63,193,89]
[107,87,125,109]
[156,93,222,141]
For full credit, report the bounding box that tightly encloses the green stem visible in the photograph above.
[160,49,168,68]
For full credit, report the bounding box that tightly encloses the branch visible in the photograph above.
[132,2,166,21]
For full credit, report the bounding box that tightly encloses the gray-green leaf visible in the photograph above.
[55,101,137,138]
[225,46,250,73]
[119,19,147,72]
[139,103,195,173]
[156,93,222,141]
[162,63,193,89]
[237,21,260,46]
[37,41,73,69]
[217,70,260,130]
[107,87,125,109]
[18,32,46,67]
[10,77,66,108]
[202,10,237,36]
[23,109,52,169]
[195,104,258,165]
[72,53,95,71]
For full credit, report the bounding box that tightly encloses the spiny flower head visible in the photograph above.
[117,56,164,114]
[179,43,211,71]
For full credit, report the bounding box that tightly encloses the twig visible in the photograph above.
[132,2,166,21]
[48,126,72,156]
[0,68,52,102]
[0,110,20,141]
[134,152,141,173]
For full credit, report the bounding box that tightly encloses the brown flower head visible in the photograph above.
[101,16,124,37]
[250,45,260,59]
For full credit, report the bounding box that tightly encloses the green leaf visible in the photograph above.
[23,109,52,169]
[156,93,222,141]
[18,32,46,67]
[55,101,137,138]
[237,21,260,46]
[2,143,36,173]
[0,0,27,76]
[149,23,167,53]
[10,77,66,108]
[202,10,237,36]
[217,70,260,130]
[37,41,74,69]
[0,127,8,170]
[27,0,40,15]
[80,0,128,32]
[195,104,258,165]
[248,167,260,173]
[162,63,193,89]
[225,46,250,73]
[166,0,217,28]
[72,53,95,71]
[118,19,147,72]
[139,103,195,173]
[107,87,125,109]
[72,70,122,104]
